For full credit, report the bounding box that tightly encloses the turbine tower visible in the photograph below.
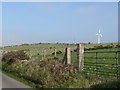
[96,29,102,44]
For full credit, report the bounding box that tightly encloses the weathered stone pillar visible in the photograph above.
[77,44,84,72]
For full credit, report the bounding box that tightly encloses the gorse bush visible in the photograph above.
[73,44,114,52]
[84,44,114,51]
[115,44,120,48]
[93,45,113,49]
[2,50,29,63]
[2,56,78,88]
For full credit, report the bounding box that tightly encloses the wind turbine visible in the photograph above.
[96,29,102,44]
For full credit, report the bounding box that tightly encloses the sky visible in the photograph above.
[1,0,119,2]
[0,2,2,47]
[1,2,118,46]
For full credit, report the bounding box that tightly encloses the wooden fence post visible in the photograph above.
[43,49,46,58]
[65,48,71,64]
[77,44,84,72]
[54,48,56,56]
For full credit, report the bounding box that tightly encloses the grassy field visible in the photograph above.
[1,42,118,51]
[1,42,120,88]
[0,42,118,60]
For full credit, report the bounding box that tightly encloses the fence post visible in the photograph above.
[43,49,46,58]
[77,44,84,72]
[54,48,56,56]
[65,48,71,64]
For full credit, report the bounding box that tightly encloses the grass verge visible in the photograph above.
[1,69,38,88]
[1,68,120,88]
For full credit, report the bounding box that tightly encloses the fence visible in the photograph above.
[63,44,120,80]
[11,43,120,79]
[84,51,120,79]
[27,47,61,60]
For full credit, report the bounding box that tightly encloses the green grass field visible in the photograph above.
[0,42,118,60]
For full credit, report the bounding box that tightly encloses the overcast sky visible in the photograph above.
[1,2,118,46]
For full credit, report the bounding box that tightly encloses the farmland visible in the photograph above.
[0,42,120,88]
[0,42,119,60]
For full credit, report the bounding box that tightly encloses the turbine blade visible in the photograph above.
[99,30,100,33]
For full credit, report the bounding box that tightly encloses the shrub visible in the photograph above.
[115,44,120,48]
[2,56,78,88]
[103,45,113,49]
[2,50,29,63]
[94,45,104,49]
[49,47,52,49]
[85,47,96,51]
[35,58,78,87]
